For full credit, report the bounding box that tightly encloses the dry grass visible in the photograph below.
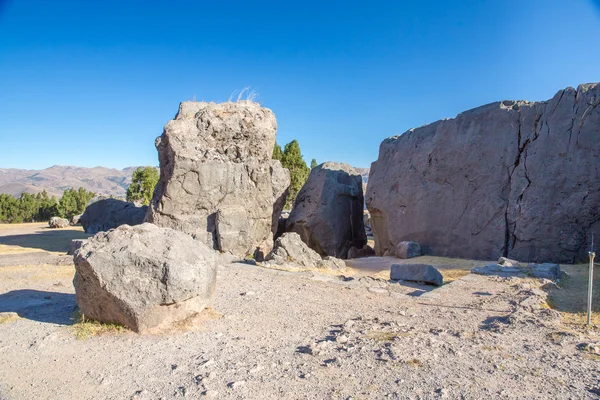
[0,312,20,324]
[547,263,600,325]
[0,264,75,282]
[0,222,89,254]
[70,310,127,340]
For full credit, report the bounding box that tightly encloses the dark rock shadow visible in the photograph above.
[0,230,91,253]
[0,289,76,325]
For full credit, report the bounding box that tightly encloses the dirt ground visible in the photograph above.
[0,223,599,399]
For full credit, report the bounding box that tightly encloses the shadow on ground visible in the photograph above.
[0,289,76,325]
[0,230,91,253]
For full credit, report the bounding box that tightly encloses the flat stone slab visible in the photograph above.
[390,263,443,286]
[471,262,562,281]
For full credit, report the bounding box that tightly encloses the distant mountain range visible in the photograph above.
[0,165,143,199]
[0,165,371,199]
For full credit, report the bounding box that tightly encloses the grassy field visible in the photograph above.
[0,222,89,254]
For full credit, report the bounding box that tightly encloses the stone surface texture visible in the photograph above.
[146,101,290,259]
[471,262,562,281]
[396,241,422,259]
[286,162,366,259]
[67,239,87,256]
[390,264,443,286]
[80,198,147,234]
[264,232,346,271]
[48,217,69,229]
[73,223,218,333]
[367,83,600,263]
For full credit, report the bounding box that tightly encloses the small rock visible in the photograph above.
[202,390,218,398]
[396,241,422,259]
[228,381,246,389]
[390,264,443,286]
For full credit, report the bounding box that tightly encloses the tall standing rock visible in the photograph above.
[367,83,600,263]
[286,162,366,259]
[146,101,290,258]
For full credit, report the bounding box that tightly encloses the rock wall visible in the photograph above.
[367,83,600,263]
[286,162,366,259]
[146,101,290,258]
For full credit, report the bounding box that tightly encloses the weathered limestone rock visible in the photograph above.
[471,262,562,281]
[71,214,82,225]
[390,264,443,286]
[48,217,69,229]
[80,198,147,234]
[396,241,422,259]
[286,162,366,259]
[367,83,600,263]
[67,239,87,255]
[264,232,346,271]
[146,101,290,259]
[73,223,218,333]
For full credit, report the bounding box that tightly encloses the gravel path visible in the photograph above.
[1,258,599,399]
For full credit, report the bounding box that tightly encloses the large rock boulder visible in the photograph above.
[79,198,147,234]
[286,162,367,259]
[390,264,443,286]
[264,232,346,271]
[146,101,290,259]
[367,83,600,263]
[48,217,69,228]
[73,223,218,333]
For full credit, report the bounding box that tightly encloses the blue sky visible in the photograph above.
[1,0,599,170]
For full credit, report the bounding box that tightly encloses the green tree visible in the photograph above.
[281,140,310,209]
[310,159,317,169]
[0,194,20,223]
[18,193,38,222]
[35,190,58,221]
[58,187,95,219]
[126,166,159,205]
[272,143,283,161]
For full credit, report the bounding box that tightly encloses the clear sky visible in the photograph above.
[1,0,599,170]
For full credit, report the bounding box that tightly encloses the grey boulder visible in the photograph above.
[67,239,87,255]
[146,101,290,259]
[286,162,366,259]
[48,217,69,229]
[265,232,346,271]
[73,223,218,333]
[390,264,443,286]
[367,83,600,263]
[396,241,422,259]
[80,198,147,234]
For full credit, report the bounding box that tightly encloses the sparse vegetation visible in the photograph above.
[70,310,127,340]
[126,166,159,206]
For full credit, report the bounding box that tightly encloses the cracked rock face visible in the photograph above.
[367,83,600,263]
[73,223,218,333]
[286,162,367,259]
[146,101,290,258]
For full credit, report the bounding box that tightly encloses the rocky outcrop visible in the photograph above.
[48,217,69,228]
[286,162,366,259]
[390,264,443,286]
[146,101,290,259]
[80,198,147,234]
[367,83,600,263]
[264,232,346,271]
[73,223,218,333]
